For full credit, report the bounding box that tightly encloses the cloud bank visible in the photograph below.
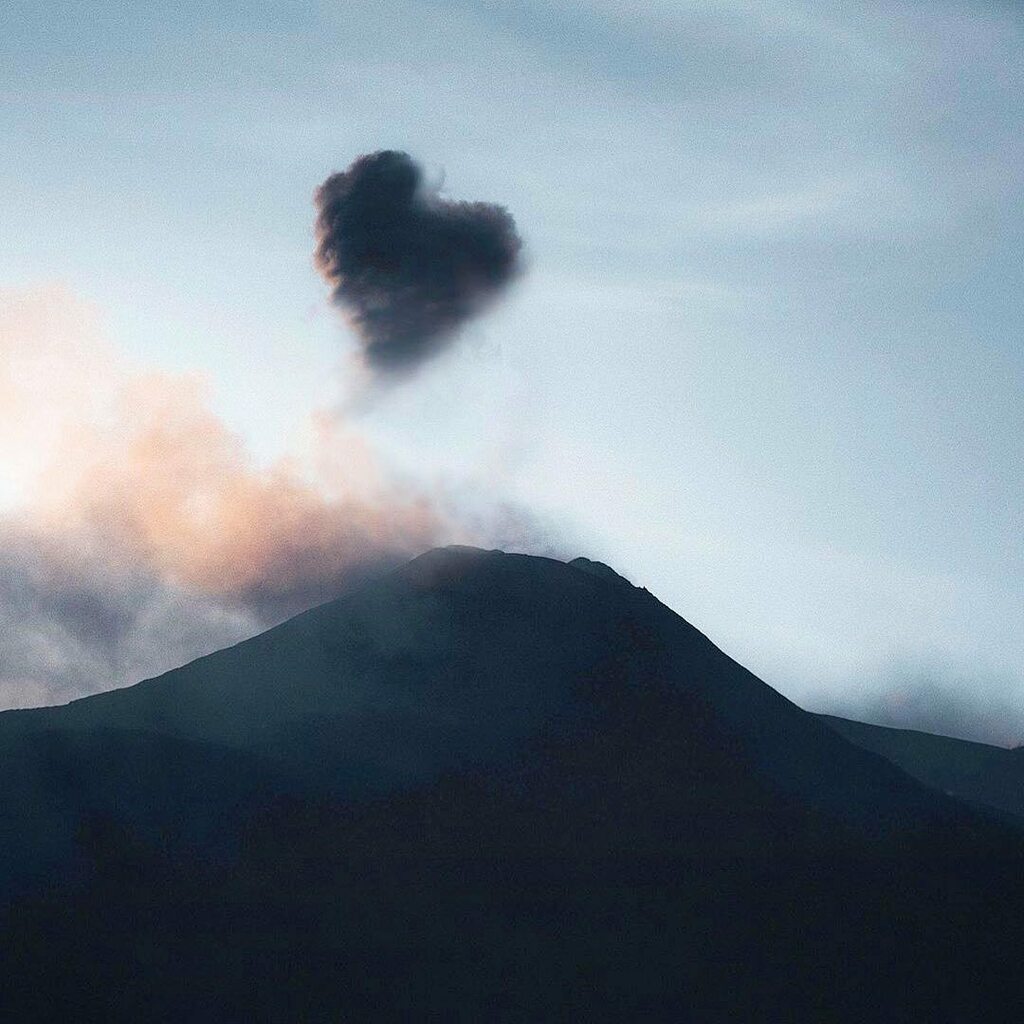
[314,150,522,374]
[0,286,542,709]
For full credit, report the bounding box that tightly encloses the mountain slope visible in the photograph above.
[819,713,1024,827]
[1,546,1022,1020]
[0,546,983,886]
[0,546,979,822]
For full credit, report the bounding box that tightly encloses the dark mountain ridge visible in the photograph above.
[0,547,979,822]
[819,712,1024,828]
[1,546,1022,1020]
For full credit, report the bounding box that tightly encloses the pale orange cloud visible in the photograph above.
[0,285,553,707]
[39,369,440,617]
[0,286,454,705]
[0,286,117,506]
[2,286,443,620]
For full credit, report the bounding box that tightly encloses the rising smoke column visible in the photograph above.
[314,150,522,374]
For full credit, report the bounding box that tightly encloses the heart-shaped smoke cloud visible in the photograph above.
[314,150,523,373]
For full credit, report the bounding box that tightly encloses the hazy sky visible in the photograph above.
[1,1,1022,742]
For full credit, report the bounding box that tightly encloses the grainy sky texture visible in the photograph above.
[1,2,1021,742]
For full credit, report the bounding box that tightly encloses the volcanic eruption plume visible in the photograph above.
[314,150,522,375]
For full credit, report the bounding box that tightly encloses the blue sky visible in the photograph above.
[2,1,1022,740]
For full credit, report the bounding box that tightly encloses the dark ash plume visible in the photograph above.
[314,150,522,373]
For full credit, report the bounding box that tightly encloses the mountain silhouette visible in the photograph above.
[1,546,1022,1021]
[819,713,1024,828]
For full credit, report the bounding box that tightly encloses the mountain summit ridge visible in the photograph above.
[2,546,1023,1020]
[0,547,995,848]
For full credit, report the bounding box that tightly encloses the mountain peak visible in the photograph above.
[568,556,633,586]
[401,546,635,590]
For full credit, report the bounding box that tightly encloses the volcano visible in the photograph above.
[1,547,1021,1020]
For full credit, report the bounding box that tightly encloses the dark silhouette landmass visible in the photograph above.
[0,547,1021,1021]
[819,713,1024,828]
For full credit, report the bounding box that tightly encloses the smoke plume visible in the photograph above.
[314,150,522,373]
